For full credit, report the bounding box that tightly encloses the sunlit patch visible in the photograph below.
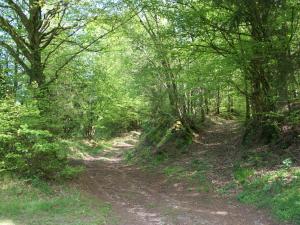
[212,211,228,216]
[0,220,15,225]
[203,142,221,146]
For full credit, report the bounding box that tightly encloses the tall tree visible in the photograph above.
[0,0,73,86]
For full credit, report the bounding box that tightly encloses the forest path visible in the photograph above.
[74,120,288,225]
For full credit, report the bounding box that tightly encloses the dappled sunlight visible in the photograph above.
[128,207,164,225]
[211,211,228,216]
[82,139,98,147]
[77,134,138,163]
[203,142,221,147]
[112,143,135,149]
[0,220,15,225]
[84,156,122,163]
[172,205,229,217]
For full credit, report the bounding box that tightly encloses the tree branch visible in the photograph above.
[0,15,31,60]
[6,0,30,30]
[0,40,30,74]
[45,8,142,86]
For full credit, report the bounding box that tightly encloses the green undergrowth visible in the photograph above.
[0,175,115,225]
[237,166,300,224]
[228,153,300,224]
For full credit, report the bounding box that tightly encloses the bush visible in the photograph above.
[243,114,282,145]
[0,98,71,180]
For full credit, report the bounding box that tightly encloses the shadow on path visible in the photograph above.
[74,126,290,225]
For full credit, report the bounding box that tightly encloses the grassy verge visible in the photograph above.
[237,166,300,224]
[0,175,115,225]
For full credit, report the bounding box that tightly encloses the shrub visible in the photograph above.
[0,98,71,180]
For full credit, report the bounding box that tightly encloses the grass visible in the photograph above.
[0,175,115,225]
[237,167,300,224]
[163,166,186,177]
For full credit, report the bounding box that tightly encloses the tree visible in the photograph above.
[0,0,72,86]
[170,0,300,137]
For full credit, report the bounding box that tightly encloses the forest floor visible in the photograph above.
[73,119,294,225]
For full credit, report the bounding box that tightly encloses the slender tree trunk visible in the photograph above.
[276,51,291,110]
[200,91,206,122]
[227,89,233,113]
[216,88,221,114]
[204,93,209,114]
[244,77,250,120]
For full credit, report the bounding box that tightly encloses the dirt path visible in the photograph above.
[75,121,290,225]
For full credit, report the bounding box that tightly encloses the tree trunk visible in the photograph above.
[227,89,233,113]
[216,88,221,114]
[244,78,251,120]
[204,94,209,114]
[28,0,45,87]
[276,50,292,110]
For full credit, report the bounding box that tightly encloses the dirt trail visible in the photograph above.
[75,120,290,225]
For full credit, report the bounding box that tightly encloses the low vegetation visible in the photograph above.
[0,176,114,225]
[238,166,300,224]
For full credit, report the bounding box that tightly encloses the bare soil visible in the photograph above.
[74,119,291,225]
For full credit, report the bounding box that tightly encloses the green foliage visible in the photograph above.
[0,73,8,98]
[282,158,293,170]
[0,98,75,180]
[286,110,300,126]
[0,176,114,225]
[60,165,85,180]
[237,167,300,224]
[243,114,282,144]
[233,166,254,184]
[217,182,238,195]
[124,149,136,163]
[163,166,186,178]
